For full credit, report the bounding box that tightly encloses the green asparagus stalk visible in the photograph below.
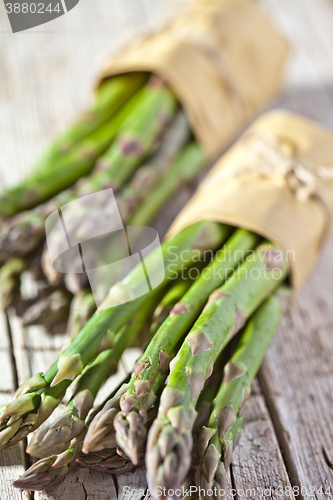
[149,279,194,338]
[79,405,156,475]
[195,288,291,500]
[41,91,181,285]
[0,80,172,264]
[69,141,207,301]
[46,73,148,157]
[67,290,96,339]
[0,75,146,219]
[0,209,51,264]
[81,384,129,455]
[182,415,244,500]
[116,110,191,222]
[13,388,134,490]
[13,445,80,491]
[26,288,161,459]
[113,229,258,464]
[46,110,191,289]
[95,75,178,191]
[14,282,185,491]
[0,257,27,310]
[21,290,72,332]
[129,142,204,227]
[180,366,226,500]
[180,343,240,500]
[194,353,231,433]
[0,87,145,264]
[146,242,289,498]
[0,221,226,450]
[81,277,197,455]
[13,374,132,491]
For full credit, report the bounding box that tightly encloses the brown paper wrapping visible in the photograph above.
[167,111,333,291]
[98,0,288,159]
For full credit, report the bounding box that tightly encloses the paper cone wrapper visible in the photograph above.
[167,111,333,290]
[98,0,288,159]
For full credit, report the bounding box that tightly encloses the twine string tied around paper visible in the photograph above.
[202,132,333,245]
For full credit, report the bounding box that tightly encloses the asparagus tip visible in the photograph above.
[114,408,147,465]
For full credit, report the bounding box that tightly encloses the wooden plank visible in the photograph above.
[29,343,148,500]
[259,0,333,128]
[0,310,27,500]
[35,465,149,500]
[257,0,333,496]
[258,239,333,498]
[231,380,294,500]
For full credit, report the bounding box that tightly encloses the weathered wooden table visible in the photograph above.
[1,0,333,499]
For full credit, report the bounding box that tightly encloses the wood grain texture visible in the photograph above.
[0,310,27,500]
[231,380,293,500]
[258,0,333,497]
[258,239,333,498]
[35,465,149,500]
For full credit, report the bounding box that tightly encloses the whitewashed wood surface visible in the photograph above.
[1,0,333,499]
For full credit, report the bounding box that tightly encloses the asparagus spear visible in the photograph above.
[62,140,207,297]
[14,279,182,489]
[0,76,146,219]
[0,87,145,264]
[95,75,178,191]
[13,385,133,491]
[180,336,242,499]
[0,257,26,310]
[113,229,258,464]
[26,288,161,459]
[67,290,96,339]
[13,375,131,491]
[116,110,191,222]
[129,141,205,227]
[13,445,80,491]
[41,90,181,285]
[149,279,194,338]
[146,242,289,498]
[195,288,291,500]
[0,80,172,264]
[46,111,191,288]
[47,73,148,157]
[81,276,197,455]
[180,365,226,500]
[0,221,226,449]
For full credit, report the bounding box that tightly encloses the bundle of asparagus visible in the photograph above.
[0,73,180,264]
[0,73,147,218]
[0,222,224,448]
[0,73,210,356]
[6,103,332,500]
[1,220,290,493]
